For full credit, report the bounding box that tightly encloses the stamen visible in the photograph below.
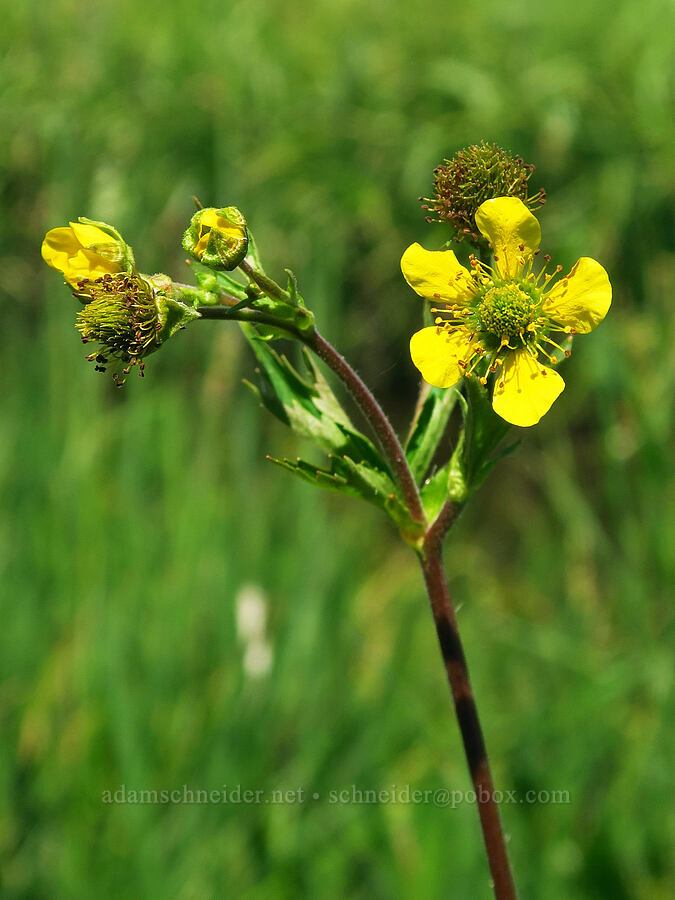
[540,335,571,358]
[534,342,557,364]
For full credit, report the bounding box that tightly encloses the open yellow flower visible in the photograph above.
[41,220,131,289]
[402,197,612,427]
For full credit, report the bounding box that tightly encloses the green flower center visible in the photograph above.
[478,284,538,341]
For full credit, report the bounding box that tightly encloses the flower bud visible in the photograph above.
[419,142,545,243]
[182,206,248,270]
[41,218,135,290]
[75,272,199,384]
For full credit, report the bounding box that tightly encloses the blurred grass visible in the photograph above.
[1,0,674,897]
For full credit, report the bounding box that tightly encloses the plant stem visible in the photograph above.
[198,304,517,897]
[307,330,426,526]
[421,520,517,900]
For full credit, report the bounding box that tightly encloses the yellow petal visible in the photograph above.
[492,349,564,427]
[41,225,120,287]
[199,209,223,229]
[68,221,114,249]
[475,197,541,279]
[542,257,612,334]
[401,243,474,304]
[41,226,81,270]
[194,209,246,255]
[68,251,120,285]
[410,326,474,388]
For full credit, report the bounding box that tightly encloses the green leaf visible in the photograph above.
[245,229,263,268]
[461,376,511,488]
[267,456,350,492]
[244,327,425,535]
[405,384,459,481]
[243,326,387,467]
[284,268,305,307]
[420,468,451,523]
[267,454,424,542]
[419,428,469,522]
[418,378,514,520]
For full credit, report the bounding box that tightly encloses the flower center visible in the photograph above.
[477,284,538,341]
[75,273,161,382]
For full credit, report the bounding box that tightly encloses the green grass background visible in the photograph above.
[1,0,673,897]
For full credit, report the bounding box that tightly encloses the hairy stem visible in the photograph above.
[420,524,517,900]
[307,330,426,525]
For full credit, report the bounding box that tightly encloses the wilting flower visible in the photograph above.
[402,197,612,427]
[41,219,199,384]
[183,206,248,270]
[41,219,134,289]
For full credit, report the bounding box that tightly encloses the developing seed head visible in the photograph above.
[477,283,539,342]
[75,272,161,382]
[420,142,545,242]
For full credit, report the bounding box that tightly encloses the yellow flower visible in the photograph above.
[402,197,612,427]
[41,220,131,289]
[182,206,248,270]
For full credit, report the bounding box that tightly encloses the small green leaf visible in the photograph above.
[244,229,263,268]
[461,376,511,488]
[244,327,427,533]
[267,453,423,541]
[405,384,459,481]
[419,430,469,523]
[284,268,305,307]
[420,468,450,523]
[267,457,350,493]
[244,326,388,469]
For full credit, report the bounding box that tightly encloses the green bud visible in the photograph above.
[419,142,545,243]
[182,206,248,270]
[75,271,199,385]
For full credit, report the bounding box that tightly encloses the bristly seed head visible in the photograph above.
[75,272,161,384]
[420,142,545,243]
